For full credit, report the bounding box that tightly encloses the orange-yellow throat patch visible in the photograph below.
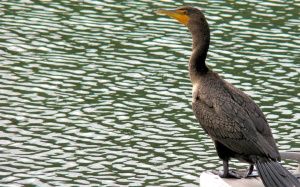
[157,9,189,26]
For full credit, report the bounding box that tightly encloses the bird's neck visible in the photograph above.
[188,22,210,81]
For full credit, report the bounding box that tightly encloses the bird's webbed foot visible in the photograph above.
[219,169,242,178]
[218,160,242,179]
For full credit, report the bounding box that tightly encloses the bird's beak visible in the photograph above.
[157,9,189,26]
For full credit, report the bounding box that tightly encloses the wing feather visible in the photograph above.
[192,71,279,160]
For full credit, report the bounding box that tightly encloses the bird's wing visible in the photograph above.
[193,74,279,159]
[222,80,279,157]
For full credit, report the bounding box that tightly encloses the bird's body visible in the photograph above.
[157,6,300,187]
[192,70,278,161]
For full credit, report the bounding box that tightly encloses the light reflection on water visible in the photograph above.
[0,0,299,186]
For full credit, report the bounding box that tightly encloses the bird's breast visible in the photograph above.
[192,83,199,103]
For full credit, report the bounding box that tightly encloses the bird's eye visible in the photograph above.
[183,10,188,15]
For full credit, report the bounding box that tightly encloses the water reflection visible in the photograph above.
[0,0,299,186]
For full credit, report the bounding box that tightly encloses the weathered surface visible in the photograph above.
[200,171,299,187]
[222,177,264,187]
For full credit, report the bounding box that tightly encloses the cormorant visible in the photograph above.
[157,6,300,187]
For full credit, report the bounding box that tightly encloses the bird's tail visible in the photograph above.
[255,159,300,187]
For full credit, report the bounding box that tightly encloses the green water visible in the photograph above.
[0,1,299,186]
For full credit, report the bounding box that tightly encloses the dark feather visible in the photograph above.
[256,160,300,187]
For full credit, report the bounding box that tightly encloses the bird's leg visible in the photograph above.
[220,160,231,178]
[243,164,258,178]
[248,164,254,175]
[246,164,254,176]
[219,160,242,178]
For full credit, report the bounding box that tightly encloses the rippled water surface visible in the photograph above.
[0,1,299,186]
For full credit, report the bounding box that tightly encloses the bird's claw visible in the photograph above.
[219,169,242,179]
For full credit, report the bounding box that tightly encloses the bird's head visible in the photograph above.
[157,6,206,27]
